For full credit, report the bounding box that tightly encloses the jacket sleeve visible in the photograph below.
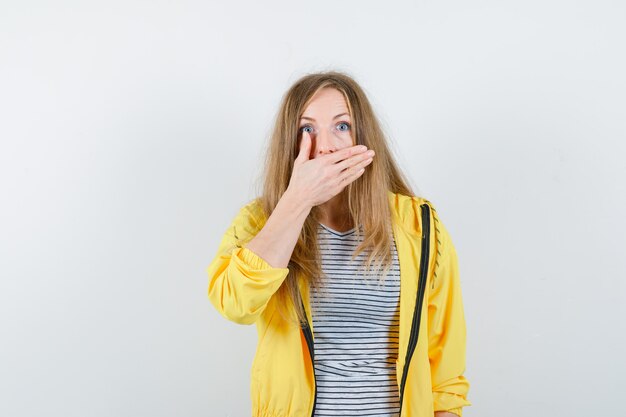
[206,201,290,325]
[427,205,472,417]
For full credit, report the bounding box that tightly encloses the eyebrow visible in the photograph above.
[300,112,350,121]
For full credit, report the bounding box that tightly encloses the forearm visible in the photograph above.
[245,189,311,268]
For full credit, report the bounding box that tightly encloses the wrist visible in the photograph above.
[282,187,313,214]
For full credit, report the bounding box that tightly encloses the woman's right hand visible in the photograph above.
[286,131,375,208]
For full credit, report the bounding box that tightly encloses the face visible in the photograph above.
[298,87,354,159]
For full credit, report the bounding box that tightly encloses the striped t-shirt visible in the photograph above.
[310,222,401,417]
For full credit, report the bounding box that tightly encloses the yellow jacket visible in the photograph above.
[207,191,472,417]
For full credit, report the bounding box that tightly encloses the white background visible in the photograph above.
[1,1,625,416]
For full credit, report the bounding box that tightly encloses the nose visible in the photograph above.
[315,129,337,156]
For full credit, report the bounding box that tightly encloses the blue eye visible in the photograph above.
[337,122,351,131]
[300,125,314,133]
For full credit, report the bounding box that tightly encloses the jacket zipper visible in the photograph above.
[302,203,430,417]
[301,298,317,417]
[398,203,431,416]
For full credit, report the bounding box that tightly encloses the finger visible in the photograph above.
[338,159,368,184]
[324,144,368,165]
[334,149,374,173]
[295,131,312,163]
[336,166,365,193]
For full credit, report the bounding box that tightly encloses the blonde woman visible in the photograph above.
[207,71,472,417]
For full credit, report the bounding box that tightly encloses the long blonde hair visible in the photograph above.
[254,70,417,327]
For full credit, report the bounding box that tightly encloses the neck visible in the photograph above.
[317,193,353,228]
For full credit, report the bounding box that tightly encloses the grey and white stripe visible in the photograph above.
[311,222,402,417]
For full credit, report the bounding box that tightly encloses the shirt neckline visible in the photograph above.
[317,222,358,236]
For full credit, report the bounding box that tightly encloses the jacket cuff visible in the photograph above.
[433,392,472,417]
[437,407,462,417]
[237,246,288,272]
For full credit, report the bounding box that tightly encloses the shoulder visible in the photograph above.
[387,190,438,235]
[241,197,265,221]
[225,197,267,238]
[388,191,458,282]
